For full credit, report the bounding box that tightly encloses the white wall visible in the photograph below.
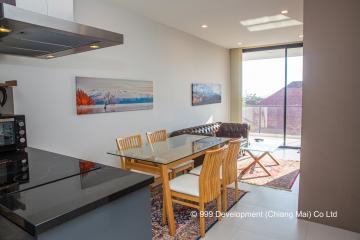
[299,0,360,233]
[16,0,74,21]
[0,0,230,167]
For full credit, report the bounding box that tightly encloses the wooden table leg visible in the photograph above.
[240,150,257,175]
[254,152,271,176]
[121,158,126,169]
[241,151,271,176]
[121,158,130,170]
[235,180,239,200]
[267,152,280,165]
[160,165,176,236]
[222,186,227,211]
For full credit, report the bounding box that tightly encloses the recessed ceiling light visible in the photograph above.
[237,42,243,46]
[201,24,208,28]
[46,54,55,59]
[247,19,303,32]
[281,10,289,14]
[299,34,304,38]
[0,26,12,33]
[241,14,289,26]
[90,44,100,49]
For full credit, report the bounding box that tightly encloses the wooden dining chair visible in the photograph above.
[116,134,172,225]
[116,134,143,152]
[189,139,242,211]
[146,129,167,143]
[116,134,164,186]
[220,139,242,211]
[146,129,195,178]
[168,146,227,238]
[116,134,143,169]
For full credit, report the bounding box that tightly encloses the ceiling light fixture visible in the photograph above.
[299,34,304,38]
[240,14,289,26]
[90,44,100,49]
[247,19,303,32]
[46,54,55,59]
[281,10,289,14]
[0,26,12,33]
[201,24,208,28]
[237,42,243,46]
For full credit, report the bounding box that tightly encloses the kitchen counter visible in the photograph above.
[0,215,34,240]
[0,148,154,240]
[0,148,101,193]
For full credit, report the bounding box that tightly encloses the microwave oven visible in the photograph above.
[0,114,27,152]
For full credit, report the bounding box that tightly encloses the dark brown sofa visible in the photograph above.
[169,122,250,167]
[170,122,250,144]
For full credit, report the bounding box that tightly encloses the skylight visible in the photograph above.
[240,14,290,26]
[247,19,303,32]
[241,14,303,32]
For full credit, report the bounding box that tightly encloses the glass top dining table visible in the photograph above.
[107,134,231,237]
[107,134,231,165]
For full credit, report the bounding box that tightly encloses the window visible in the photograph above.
[242,44,303,148]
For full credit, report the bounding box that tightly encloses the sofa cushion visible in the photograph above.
[169,122,221,137]
[216,122,250,139]
[169,122,250,142]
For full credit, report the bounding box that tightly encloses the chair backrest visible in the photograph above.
[222,139,242,186]
[199,146,228,203]
[116,134,143,151]
[146,129,167,144]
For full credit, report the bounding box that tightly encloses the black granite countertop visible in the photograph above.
[0,215,34,240]
[0,148,154,237]
[0,148,101,193]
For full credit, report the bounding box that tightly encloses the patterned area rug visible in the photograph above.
[152,186,246,240]
[237,155,300,191]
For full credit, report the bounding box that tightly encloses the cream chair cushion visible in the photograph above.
[173,159,194,169]
[189,165,202,175]
[131,170,160,178]
[131,168,171,178]
[190,165,223,179]
[169,174,199,197]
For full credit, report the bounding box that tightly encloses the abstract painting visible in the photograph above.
[192,83,221,106]
[76,77,153,115]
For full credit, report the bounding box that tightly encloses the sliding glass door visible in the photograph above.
[242,44,303,148]
[242,49,285,144]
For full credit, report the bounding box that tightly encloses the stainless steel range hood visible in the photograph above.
[0,2,123,59]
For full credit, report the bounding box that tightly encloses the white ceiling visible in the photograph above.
[108,0,303,49]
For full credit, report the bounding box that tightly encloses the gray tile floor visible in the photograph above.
[204,149,360,240]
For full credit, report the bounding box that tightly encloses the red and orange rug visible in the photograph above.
[237,155,300,191]
[151,186,246,240]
